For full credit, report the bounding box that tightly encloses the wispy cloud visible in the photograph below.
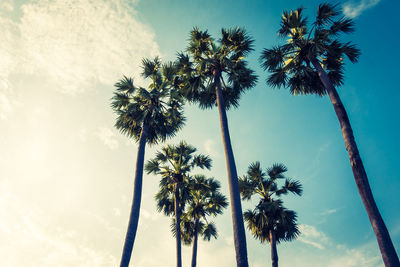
[327,245,383,267]
[0,191,118,266]
[343,0,381,18]
[0,0,159,121]
[294,224,383,267]
[204,138,219,157]
[96,127,119,149]
[298,224,330,249]
[321,208,339,215]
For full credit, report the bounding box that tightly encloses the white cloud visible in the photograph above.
[0,1,13,13]
[78,128,87,142]
[343,0,380,18]
[321,208,338,215]
[96,127,119,149]
[0,191,118,266]
[0,0,159,120]
[113,208,121,217]
[298,224,330,249]
[327,246,383,267]
[0,85,14,120]
[204,138,219,157]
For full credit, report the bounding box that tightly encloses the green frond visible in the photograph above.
[202,222,218,241]
[239,175,257,200]
[111,92,131,111]
[192,154,212,170]
[277,178,303,196]
[341,42,360,63]
[267,68,288,88]
[279,7,307,37]
[141,57,161,79]
[220,27,254,56]
[267,163,288,179]
[330,18,355,35]
[316,3,340,26]
[162,61,178,83]
[114,76,136,94]
[144,159,160,174]
[260,46,288,71]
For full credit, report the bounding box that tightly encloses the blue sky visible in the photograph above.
[0,0,399,266]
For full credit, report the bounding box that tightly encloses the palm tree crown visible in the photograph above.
[146,141,212,216]
[176,27,257,267]
[261,4,400,266]
[176,27,258,109]
[111,57,185,144]
[145,141,212,267]
[112,57,185,267]
[180,175,228,244]
[260,3,360,95]
[239,162,302,244]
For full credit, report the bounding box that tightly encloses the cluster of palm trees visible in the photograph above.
[111,3,399,267]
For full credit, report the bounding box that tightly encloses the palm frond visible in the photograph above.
[330,18,355,35]
[341,42,361,63]
[114,76,136,94]
[202,222,218,241]
[144,159,160,174]
[192,154,212,170]
[316,3,340,26]
[267,163,288,179]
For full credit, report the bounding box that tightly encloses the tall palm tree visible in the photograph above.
[111,57,185,267]
[145,141,212,267]
[176,27,258,267]
[260,3,399,266]
[239,162,302,267]
[177,175,228,267]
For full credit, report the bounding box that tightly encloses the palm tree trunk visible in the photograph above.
[269,230,278,267]
[311,58,400,267]
[214,71,249,267]
[120,124,148,267]
[191,218,200,267]
[175,184,182,267]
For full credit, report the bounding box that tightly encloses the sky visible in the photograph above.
[0,0,399,266]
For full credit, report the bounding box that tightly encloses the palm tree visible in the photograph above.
[111,57,185,267]
[260,3,399,266]
[145,141,212,267]
[177,175,228,267]
[176,27,258,267]
[239,162,302,267]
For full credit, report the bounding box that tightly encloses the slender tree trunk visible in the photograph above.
[214,71,249,267]
[191,218,200,267]
[311,58,400,267]
[120,124,148,267]
[270,230,278,267]
[175,184,182,267]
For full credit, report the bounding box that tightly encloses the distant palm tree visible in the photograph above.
[260,3,399,266]
[145,142,212,267]
[111,58,185,267]
[239,162,302,267]
[176,27,258,267]
[176,175,228,267]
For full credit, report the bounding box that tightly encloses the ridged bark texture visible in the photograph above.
[215,72,249,267]
[120,124,148,267]
[175,184,182,267]
[191,218,200,267]
[311,58,400,267]
[270,230,278,267]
